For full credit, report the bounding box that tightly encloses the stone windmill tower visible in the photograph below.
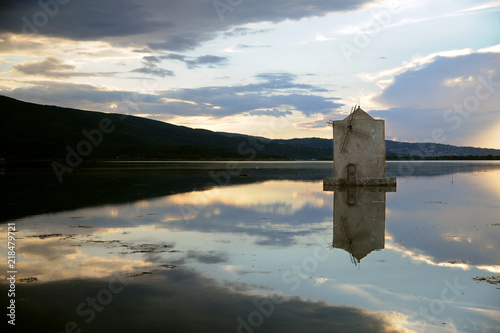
[324,105,396,189]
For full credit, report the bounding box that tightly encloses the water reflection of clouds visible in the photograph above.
[6,226,179,282]
[386,173,500,267]
[11,268,414,333]
[186,250,229,264]
[168,180,328,214]
[4,162,500,333]
[385,234,500,274]
[21,237,81,262]
[154,180,333,246]
[9,172,499,281]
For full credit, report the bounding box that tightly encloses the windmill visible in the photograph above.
[323,104,396,188]
[337,105,371,152]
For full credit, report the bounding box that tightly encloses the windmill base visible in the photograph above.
[323,177,396,191]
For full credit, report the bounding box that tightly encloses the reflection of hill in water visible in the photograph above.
[2,161,500,222]
[0,162,331,222]
[386,161,500,178]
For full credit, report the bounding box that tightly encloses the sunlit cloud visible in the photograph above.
[358,48,476,83]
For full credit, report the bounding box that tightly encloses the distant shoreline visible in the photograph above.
[2,156,500,170]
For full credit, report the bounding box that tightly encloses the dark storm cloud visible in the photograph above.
[0,0,372,51]
[148,35,198,52]
[0,0,173,40]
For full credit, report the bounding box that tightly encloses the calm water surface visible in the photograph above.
[1,161,499,332]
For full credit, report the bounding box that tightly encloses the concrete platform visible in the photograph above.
[323,177,397,191]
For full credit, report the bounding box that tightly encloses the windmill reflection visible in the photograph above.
[331,186,396,265]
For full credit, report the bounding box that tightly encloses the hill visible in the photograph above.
[0,95,283,161]
[1,95,499,163]
[267,137,500,159]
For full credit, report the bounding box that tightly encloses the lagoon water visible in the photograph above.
[1,161,499,332]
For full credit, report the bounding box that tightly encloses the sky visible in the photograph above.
[0,0,499,148]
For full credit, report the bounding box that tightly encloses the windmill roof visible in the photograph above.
[344,106,374,121]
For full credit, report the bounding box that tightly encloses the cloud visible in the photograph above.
[250,107,293,118]
[0,33,45,53]
[370,107,500,148]
[224,43,272,52]
[130,64,175,77]
[3,80,139,111]
[4,72,341,118]
[0,0,173,40]
[186,55,228,68]
[373,49,500,110]
[0,0,372,51]
[156,72,341,117]
[368,48,500,147]
[131,57,175,77]
[161,53,229,68]
[13,57,118,78]
[148,36,198,52]
[14,57,76,78]
[297,116,332,129]
[222,27,272,37]
[237,44,272,49]
[142,55,161,64]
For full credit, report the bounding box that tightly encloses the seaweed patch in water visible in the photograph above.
[472,276,500,285]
